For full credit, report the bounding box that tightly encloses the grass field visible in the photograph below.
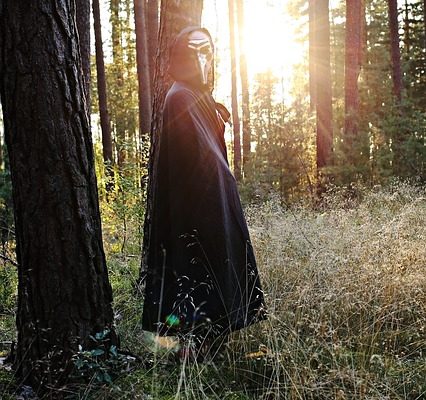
[1,182,425,399]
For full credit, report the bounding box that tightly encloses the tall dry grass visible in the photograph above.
[96,182,426,399]
[230,182,425,399]
[100,182,425,400]
[1,183,425,399]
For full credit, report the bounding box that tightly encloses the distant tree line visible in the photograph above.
[245,0,425,201]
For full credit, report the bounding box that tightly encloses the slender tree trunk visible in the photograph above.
[123,0,138,164]
[140,0,203,284]
[388,0,403,102]
[93,0,114,169]
[424,0,426,49]
[236,0,251,178]
[360,0,367,64]
[111,0,126,167]
[309,0,317,110]
[134,0,152,137]
[315,0,333,172]
[344,0,362,143]
[388,0,405,175]
[147,0,159,90]
[0,0,116,389]
[76,0,91,108]
[403,0,410,54]
[228,0,242,181]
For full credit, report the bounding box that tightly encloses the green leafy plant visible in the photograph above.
[72,329,137,385]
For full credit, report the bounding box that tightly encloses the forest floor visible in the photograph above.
[1,182,425,399]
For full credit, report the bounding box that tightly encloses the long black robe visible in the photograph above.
[142,28,266,338]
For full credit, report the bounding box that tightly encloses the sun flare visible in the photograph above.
[202,0,306,100]
[243,2,304,76]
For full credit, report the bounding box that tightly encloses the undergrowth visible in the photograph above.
[1,182,425,399]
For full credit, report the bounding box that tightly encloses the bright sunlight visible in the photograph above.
[243,2,304,75]
[202,0,305,101]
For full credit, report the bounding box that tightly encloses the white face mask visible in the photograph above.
[187,35,213,85]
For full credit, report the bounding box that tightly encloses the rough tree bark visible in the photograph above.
[315,0,333,172]
[0,0,116,388]
[388,0,403,102]
[93,0,114,168]
[228,0,242,181]
[134,0,152,137]
[361,0,367,64]
[344,0,363,142]
[76,0,91,108]
[140,0,203,283]
[147,0,159,90]
[236,0,251,178]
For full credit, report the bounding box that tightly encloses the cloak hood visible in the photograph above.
[168,26,215,91]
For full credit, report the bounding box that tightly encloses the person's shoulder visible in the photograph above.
[165,82,197,108]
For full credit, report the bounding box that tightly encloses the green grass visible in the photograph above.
[1,182,425,399]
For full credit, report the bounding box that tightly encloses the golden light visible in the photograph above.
[242,2,305,76]
[202,0,306,101]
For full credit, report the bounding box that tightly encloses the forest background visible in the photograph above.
[0,0,425,399]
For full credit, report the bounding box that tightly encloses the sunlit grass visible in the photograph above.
[1,182,425,399]
[241,181,425,398]
[103,181,425,399]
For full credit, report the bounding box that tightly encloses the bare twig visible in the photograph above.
[0,253,18,267]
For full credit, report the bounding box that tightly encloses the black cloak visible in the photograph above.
[142,27,266,338]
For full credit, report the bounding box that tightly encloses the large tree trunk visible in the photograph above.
[388,0,403,102]
[344,0,363,142]
[93,0,114,168]
[147,0,159,90]
[309,0,317,110]
[236,0,251,178]
[0,0,116,389]
[228,0,242,181]
[140,0,203,283]
[315,0,333,172]
[76,0,91,108]
[134,0,152,137]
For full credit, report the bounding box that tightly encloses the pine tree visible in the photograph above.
[315,0,333,173]
[344,0,363,143]
[134,0,152,137]
[0,0,116,388]
[147,0,159,89]
[228,0,242,181]
[248,71,315,201]
[388,0,403,102]
[76,0,91,107]
[236,0,251,178]
[93,0,114,172]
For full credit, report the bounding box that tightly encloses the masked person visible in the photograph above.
[141,27,267,360]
